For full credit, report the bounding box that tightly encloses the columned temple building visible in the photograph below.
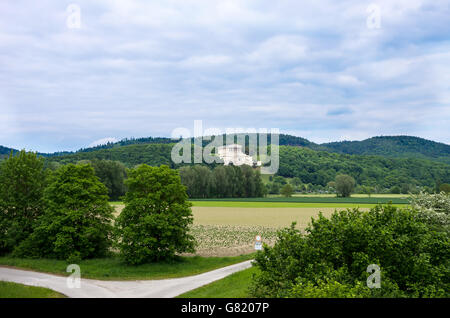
[217,144,262,167]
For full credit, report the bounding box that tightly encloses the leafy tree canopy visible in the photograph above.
[115,164,195,264]
[14,164,114,261]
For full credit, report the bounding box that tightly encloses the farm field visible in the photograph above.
[111,197,407,257]
[192,206,343,227]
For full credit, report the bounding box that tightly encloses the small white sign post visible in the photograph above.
[254,235,262,250]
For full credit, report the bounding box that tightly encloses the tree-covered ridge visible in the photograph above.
[278,146,450,189]
[321,136,450,164]
[48,143,176,168]
[3,134,449,164]
[72,136,176,154]
[0,146,17,157]
[43,141,450,190]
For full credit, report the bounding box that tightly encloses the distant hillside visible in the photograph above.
[49,143,176,168]
[6,134,448,164]
[45,141,450,189]
[2,135,449,187]
[321,136,450,164]
[0,145,17,158]
[278,146,449,189]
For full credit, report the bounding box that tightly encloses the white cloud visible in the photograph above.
[0,0,449,151]
[180,55,232,68]
[88,137,118,148]
[246,35,308,64]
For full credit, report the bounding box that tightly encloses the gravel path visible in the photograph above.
[0,260,253,298]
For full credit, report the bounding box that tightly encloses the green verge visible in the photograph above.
[0,254,254,281]
[190,201,406,208]
[191,196,409,204]
[177,267,258,298]
[0,281,66,298]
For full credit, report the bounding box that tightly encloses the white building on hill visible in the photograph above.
[217,144,261,167]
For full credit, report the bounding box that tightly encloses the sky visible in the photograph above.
[1,0,449,153]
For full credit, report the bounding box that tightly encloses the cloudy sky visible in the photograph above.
[1,0,449,152]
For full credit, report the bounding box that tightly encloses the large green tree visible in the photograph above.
[335,174,356,197]
[14,164,114,261]
[115,164,195,264]
[0,151,47,255]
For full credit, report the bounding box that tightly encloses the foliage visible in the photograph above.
[335,174,355,197]
[409,192,450,231]
[48,143,176,168]
[89,159,127,201]
[278,146,450,189]
[273,176,287,185]
[321,135,450,164]
[0,151,47,255]
[44,137,450,191]
[440,183,450,194]
[115,164,195,264]
[268,183,280,195]
[291,177,302,187]
[361,185,374,197]
[190,225,278,252]
[179,165,265,198]
[14,164,115,261]
[280,184,294,197]
[249,205,450,298]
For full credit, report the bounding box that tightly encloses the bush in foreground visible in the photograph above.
[14,164,114,261]
[115,164,195,265]
[249,205,449,298]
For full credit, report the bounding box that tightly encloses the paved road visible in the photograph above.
[0,260,252,298]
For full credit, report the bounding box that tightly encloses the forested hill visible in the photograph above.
[42,142,450,189]
[2,134,449,188]
[0,145,16,156]
[3,134,449,163]
[320,136,450,164]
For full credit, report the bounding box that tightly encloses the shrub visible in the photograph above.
[280,184,294,197]
[0,151,47,255]
[335,174,355,197]
[409,192,450,231]
[249,205,449,298]
[14,164,114,260]
[439,183,450,194]
[115,164,195,265]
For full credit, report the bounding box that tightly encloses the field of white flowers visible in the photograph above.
[187,224,280,257]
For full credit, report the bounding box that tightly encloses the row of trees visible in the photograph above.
[267,174,356,197]
[179,165,266,198]
[0,151,194,264]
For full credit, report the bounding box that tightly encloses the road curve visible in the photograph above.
[0,260,253,298]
